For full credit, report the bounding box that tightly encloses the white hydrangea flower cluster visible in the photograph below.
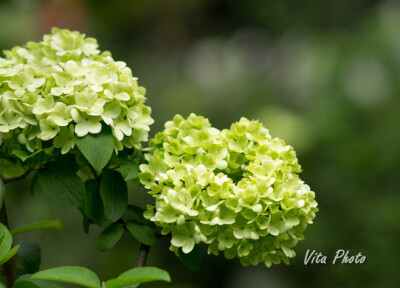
[139,114,318,267]
[0,28,153,177]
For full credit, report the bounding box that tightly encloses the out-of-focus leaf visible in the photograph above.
[31,266,101,288]
[14,277,63,288]
[16,240,41,274]
[11,220,61,236]
[105,267,171,288]
[83,216,91,234]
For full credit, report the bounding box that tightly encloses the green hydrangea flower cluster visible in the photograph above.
[139,114,318,267]
[0,28,153,177]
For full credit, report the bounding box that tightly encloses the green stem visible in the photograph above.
[135,244,150,267]
[2,168,33,184]
[0,199,18,288]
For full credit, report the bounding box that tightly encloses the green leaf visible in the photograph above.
[105,267,171,288]
[76,126,114,171]
[16,240,41,274]
[12,149,46,162]
[12,149,30,161]
[126,221,156,246]
[37,163,84,210]
[31,266,101,288]
[11,220,61,236]
[53,154,79,172]
[99,170,128,222]
[97,223,124,251]
[0,245,19,265]
[82,179,105,224]
[14,278,64,288]
[0,223,12,260]
[82,216,91,234]
[119,160,139,181]
[178,245,202,271]
[126,205,153,227]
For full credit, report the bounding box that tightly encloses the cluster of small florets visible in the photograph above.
[0,28,153,177]
[139,114,318,267]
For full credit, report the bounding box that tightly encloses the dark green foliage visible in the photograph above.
[100,170,128,222]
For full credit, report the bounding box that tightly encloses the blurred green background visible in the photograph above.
[1,0,400,287]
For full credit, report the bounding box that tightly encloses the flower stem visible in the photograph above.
[2,168,33,184]
[135,244,150,267]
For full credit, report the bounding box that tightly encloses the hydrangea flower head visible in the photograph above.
[139,114,318,267]
[0,28,153,177]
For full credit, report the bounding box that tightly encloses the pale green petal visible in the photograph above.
[75,118,102,137]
